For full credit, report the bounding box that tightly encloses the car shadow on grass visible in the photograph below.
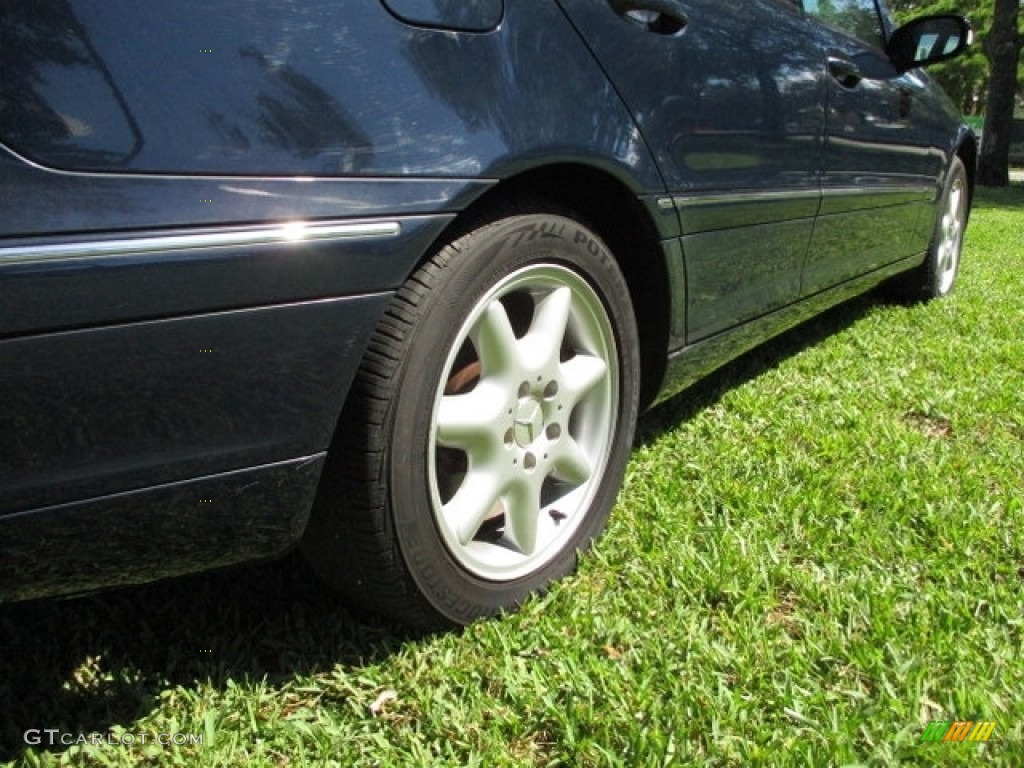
[0,552,422,762]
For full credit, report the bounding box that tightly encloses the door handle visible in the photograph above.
[828,56,863,89]
[611,0,688,36]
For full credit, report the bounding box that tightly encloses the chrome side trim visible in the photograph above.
[0,220,401,265]
[820,185,935,197]
[671,184,935,209]
[671,189,822,208]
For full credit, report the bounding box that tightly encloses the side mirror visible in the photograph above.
[888,14,972,74]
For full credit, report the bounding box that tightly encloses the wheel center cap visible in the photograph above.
[513,398,544,447]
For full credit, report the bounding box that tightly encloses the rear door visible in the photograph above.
[800,0,944,294]
[556,0,827,342]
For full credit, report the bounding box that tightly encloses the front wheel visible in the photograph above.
[303,212,641,627]
[895,155,969,300]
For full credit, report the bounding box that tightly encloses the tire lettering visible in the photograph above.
[407,545,487,619]
[573,229,602,258]
[540,221,565,239]
[505,221,566,250]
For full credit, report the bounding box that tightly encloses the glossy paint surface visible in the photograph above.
[800,17,952,294]
[558,0,966,343]
[0,145,491,238]
[0,456,324,601]
[0,296,388,515]
[379,0,503,32]
[557,0,826,199]
[0,1,662,187]
[657,251,922,407]
[558,0,826,341]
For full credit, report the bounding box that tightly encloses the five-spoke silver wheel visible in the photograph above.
[429,264,619,580]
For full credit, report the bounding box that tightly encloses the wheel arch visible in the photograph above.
[420,163,672,409]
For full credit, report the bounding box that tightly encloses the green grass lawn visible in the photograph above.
[2,186,1022,767]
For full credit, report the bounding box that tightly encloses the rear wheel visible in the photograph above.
[303,212,641,627]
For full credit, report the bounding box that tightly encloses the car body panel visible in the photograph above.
[657,251,922,407]
[556,0,826,199]
[0,455,324,602]
[682,218,816,341]
[0,1,663,189]
[0,145,494,238]
[802,17,951,294]
[379,0,504,32]
[0,295,388,516]
[556,0,826,342]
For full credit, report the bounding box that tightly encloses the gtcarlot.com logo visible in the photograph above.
[24,729,203,747]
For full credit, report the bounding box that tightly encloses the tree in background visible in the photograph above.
[977,0,1021,186]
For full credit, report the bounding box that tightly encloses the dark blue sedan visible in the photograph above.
[0,1,973,627]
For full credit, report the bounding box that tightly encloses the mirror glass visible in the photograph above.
[911,20,965,63]
[889,15,969,72]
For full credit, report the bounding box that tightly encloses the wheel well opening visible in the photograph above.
[432,165,670,409]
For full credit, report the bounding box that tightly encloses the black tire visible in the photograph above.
[892,155,969,301]
[302,212,641,628]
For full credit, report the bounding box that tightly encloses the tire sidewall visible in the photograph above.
[386,215,640,624]
[928,156,968,297]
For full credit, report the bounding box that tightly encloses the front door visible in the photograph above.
[800,0,945,294]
